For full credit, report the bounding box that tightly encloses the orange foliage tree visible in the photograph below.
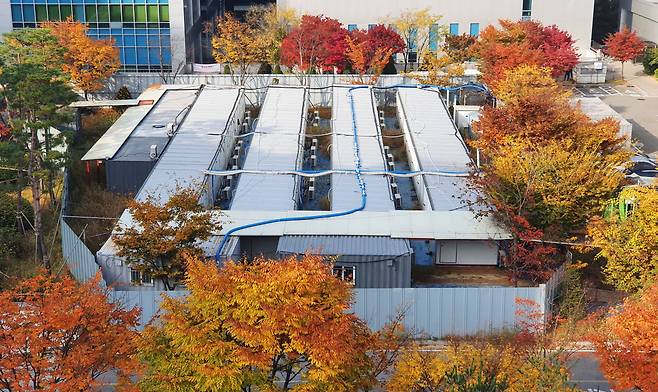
[604,27,646,80]
[345,35,393,84]
[476,20,578,88]
[590,283,658,391]
[44,19,120,100]
[138,254,408,391]
[0,273,139,391]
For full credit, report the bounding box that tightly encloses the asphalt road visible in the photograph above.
[569,353,616,391]
[601,95,658,156]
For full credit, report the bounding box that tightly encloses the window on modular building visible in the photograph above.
[429,23,439,52]
[22,5,35,22]
[450,23,459,36]
[470,23,480,37]
[348,24,357,32]
[130,269,154,286]
[332,266,356,285]
[522,0,532,20]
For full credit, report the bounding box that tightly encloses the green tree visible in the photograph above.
[113,187,217,290]
[0,28,76,270]
[588,186,658,292]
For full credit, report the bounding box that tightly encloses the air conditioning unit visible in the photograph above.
[236,140,244,148]
[149,144,158,159]
[234,146,241,156]
[232,154,239,166]
[220,186,232,200]
[312,138,318,147]
[311,154,317,168]
[394,193,402,209]
[226,175,233,187]
[308,186,315,200]
[390,182,399,194]
[165,122,175,137]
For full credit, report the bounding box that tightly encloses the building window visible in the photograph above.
[347,24,357,32]
[522,0,533,20]
[368,24,376,31]
[333,265,356,285]
[429,23,439,52]
[469,23,480,37]
[130,269,154,286]
[449,23,459,36]
[8,1,172,71]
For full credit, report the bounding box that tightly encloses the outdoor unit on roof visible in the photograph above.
[311,154,317,168]
[226,175,233,187]
[379,110,385,127]
[394,192,402,209]
[221,186,232,201]
[232,154,239,166]
[149,144,158,159]
[390,182,399,194]
[165,122,175,137]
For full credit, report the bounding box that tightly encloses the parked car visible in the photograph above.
[625,154,658,185]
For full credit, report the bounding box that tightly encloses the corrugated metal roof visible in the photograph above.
[136,87,241,203]
[277,235,412,256]
[81,88,197,161]
[331,86,393,211]
[209,210,511,240]
[397,88,478,211]
[230,86,307,211]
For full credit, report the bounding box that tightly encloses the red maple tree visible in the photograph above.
[280,15,349,73]
[0,273,140,391]
[604,27,646,79]
[477,20,579,87]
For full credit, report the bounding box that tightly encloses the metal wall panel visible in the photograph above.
[60,219,105,287]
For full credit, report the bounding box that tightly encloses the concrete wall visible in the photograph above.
[621,0,658,44]
[169,0,188,68]
[0,0,11,35]
[277,0,594,53]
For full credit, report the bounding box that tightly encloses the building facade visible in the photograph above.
[277,0,596,55]
[621,0,658,44]
[0,0,223,71]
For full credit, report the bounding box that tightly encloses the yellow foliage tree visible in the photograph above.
[211,13,270,84]
[414,50,465,86]
[387,342,575,392]
[492,64,571,106]
[138,254,409,391]
[246,5,299,67]
[388,8,444,71]
[44,19,120,100]
[588,186,658,292]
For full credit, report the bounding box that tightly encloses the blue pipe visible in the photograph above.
[213,83,488,261]
[215,86,370,261]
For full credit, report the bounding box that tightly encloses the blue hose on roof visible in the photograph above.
[213,83,489,261]
[214,86,369,261]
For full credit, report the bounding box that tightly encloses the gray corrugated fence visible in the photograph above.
[60,218,104,287]
[353,286,546,338]
[112,284,551,335]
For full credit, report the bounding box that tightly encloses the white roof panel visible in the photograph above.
[136,87,241,203]
[230,86,307,210]
[81,106,151,160]
[331,85,393,212]
[397,88,477,210]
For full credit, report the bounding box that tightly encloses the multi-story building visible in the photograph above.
[0,0,224,71]
[621,0,658,44]
[277,0,596,56]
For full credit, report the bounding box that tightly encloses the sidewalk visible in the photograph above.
[607,61,658,97]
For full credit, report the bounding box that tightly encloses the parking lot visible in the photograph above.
[572,84,648,98]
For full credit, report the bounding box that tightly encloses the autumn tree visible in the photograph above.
[444,33,477,63]
[345,25,406,83]
[246,5,299,69]
[280,15,349,79]
[472,65,629,281]
[211,12,269,85]
[389,8,444,72]
[476,20,578,87]
[415,51,465,87]
[44,19,120,100]
[590,283,658,391]
[0,273,139,391]
[138,254,408,391]
[604,27,646,79]
[0,28,77,270]
[588,186,658,292]
[113,187,217,290]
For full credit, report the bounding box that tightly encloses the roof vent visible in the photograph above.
[149,144,158,159]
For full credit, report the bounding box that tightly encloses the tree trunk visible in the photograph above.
[621,61,625,80]
[16,166,25,234]
[28,127,50,271]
